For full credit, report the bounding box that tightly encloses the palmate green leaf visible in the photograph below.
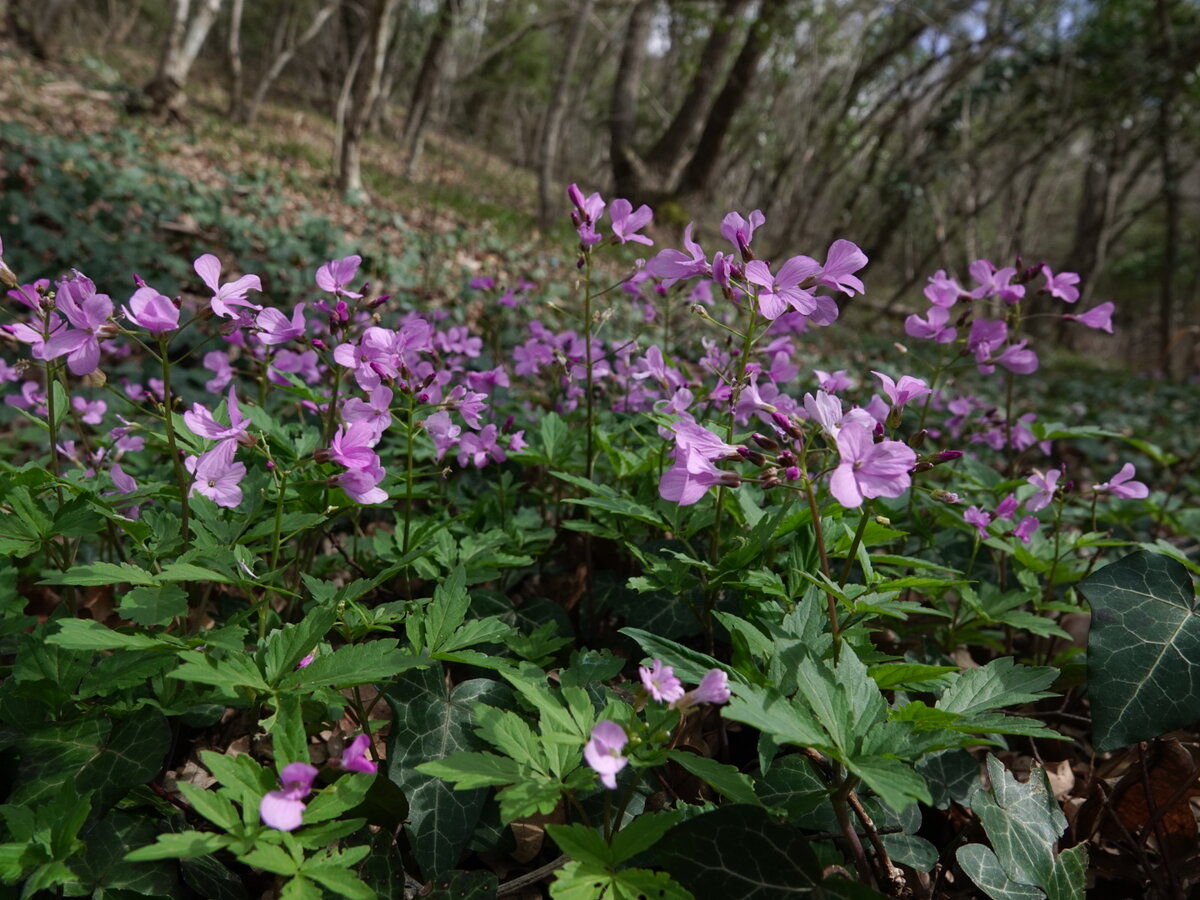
[261,607,338,686]
[125,831,230,862]
[665,752,759,806]
[551,861,694,900]
[47,619,179,652]
[280,640,425,689]
[172,650,270,693]
[301,863,377,900]
[544,823,611,868]
[936,658,1059,716]
[1079,550,1200,751]
[118,584,189,627]
[41,561,158,587]
[385,667,511,879]
[619,628,729,685]
[844,755,931,813]
[724,683,830,751]
[417,751,524,788]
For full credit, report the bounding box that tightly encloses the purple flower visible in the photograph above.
[341,734,378,774]
[609,199,653,246]
[1013,515,1039,544]
[72,396,106,424]
[341,384,393,441]
[42,271,113,375]
[337,460,388,505]
[424,411,461,458]
[964,506,992,540]
[745,256,820,320]
[924,270,963,308]
[817,239,867,296]
[645,223,709,285]
[676,669,732,709]
[829,422,918,509]
[316,255,364,298]
[991,340,1039,375]
[469,275,495,291]
[1063,302,1114,334]
[194,254,262,319]
[968,260,1024,304]
[186,439,247,508]
[457,424,507,469]
[330,420,381,469]
[720,209,765,258]
[184,385,250,442]
[968,319,1008,366]
[905,305,956,343]
[994,493,1018,520]
[203,350,235,392]
[1025,469,1060,512]
[659,422,740,506]
[584,720,628,790]
[639,659,684,704]
[256,303,307,345]
[1093,462,1148,499]
[260,762,318,832]
[872,371,931,408]
[124,285,179,333]
[802,390,874,439]
[1042,266,1080,303]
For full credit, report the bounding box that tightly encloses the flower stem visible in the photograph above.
[839,501,873,587]
[158,336,190,546]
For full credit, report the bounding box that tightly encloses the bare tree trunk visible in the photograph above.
[226,0,244,120]
[645,0,750,186]
[339,0,400,197]
[537,0,594,230]
[103,0,142,45]
[676,0,784,200]
[610,0,653,200]
[1154,0,1181,375]
[400,0,460,176]
[246,0,341,125]
[10,0,79,58]
[139,0,223,117]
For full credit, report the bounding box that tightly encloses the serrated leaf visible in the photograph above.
[281,640,423,689]
[239,844,298,876]
[261,607,338,686]
[171,650,269,693]
[545,823,612,868]
[724,683,830,751]
[125,831,230,862]
[937,658,1058,717]
[41,561,158,587]
[118,584,188,627]
[619,628,727,685]
[301,863,376,900]
[1079,550,1200,751]
[46,619,175,652]
[609,810,683,864]
[551,861,693,900]
[178,782,241,831]
[665,752,759,806]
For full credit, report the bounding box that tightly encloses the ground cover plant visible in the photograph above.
[1,115,1200,900]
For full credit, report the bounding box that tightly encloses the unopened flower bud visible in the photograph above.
[875,515,891,526]
[313,448,331,464]
[752,432,779,452]
[785,466,801,482]
[886,406,903,430]
[718,471,742,488]
[911,461,935,474]
[98,322,121,339]
[931,489,959,503]
[740,448,766,467]
[771,411,803,440]
[776,450,795,466]
[132,273,147,288]
[761,476,780,489]
[368,294,391,309]
[934,450,963,463]
[907,429,928,449]
[310,338,327,351]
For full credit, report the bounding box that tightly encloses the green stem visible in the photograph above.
[839,501,873,587]
[803,477,840,658]
[262,470,289,641]
[402,391,416,558]
[158,336,190,546]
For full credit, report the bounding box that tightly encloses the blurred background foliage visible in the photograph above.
[1,0,1199,376]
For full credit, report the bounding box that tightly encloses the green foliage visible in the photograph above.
[956,756,1087,900]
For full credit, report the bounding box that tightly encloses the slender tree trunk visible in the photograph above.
[226,0,244,120]
[537,0,594,230]
[609,0,653,200]
[645,0,750,186]
[676,0,784,200]
[140,0,223,117]
[339,0,400,197]
[400,0,460,176]
[1154,0,1180,374]
[11,0,78,59]
[246,0,340,125]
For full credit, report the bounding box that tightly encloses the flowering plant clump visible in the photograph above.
[0,176,1188,900]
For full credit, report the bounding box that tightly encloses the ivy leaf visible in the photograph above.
[385,666,511,880]
[655,804,864,898]
[1079,550,1200,751]
[956,845,1045,900]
